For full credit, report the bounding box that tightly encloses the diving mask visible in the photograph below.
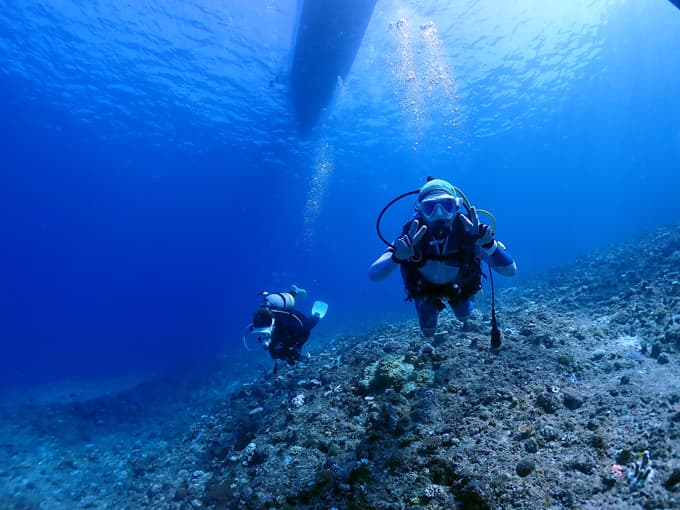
[251,318,275,349]
[418,193,459,222]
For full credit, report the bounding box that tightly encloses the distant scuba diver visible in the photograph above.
[369,177,517,347]
[247,285,328,373]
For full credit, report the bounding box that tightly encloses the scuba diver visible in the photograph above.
[369,177,517,347]
[248,285,328,373]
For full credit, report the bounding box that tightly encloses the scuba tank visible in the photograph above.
[261,291,296,311]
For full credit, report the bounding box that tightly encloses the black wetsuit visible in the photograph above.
[268,309,319,365]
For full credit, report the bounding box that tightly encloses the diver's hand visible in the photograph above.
[460,206,494,247]
[393,220,427,261]
[290,284,307,298]
[478,223,494,247]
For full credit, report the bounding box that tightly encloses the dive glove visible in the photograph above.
[393,219,428,262]
[460,206,496,254]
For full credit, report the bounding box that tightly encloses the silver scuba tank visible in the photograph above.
[262,292,295,311]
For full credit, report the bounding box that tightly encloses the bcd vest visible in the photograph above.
[399,214,483,306]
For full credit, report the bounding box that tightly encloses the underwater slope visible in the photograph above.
[179,224,680,509]
[1,224,680,508]
[289,0,377,136]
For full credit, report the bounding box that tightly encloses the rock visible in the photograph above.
[349,459,373,484]
[591,349,606,361]
[590,433,607,450]
[616,449,633,465]
[382,341,403,353]
[663,327,680,347]
[540,426,559,442]
[566,457,594,475]
[514,423,534,441]
[536,333,555,348]
[551,489,575,506]
[664,468,680,491]
[359,356,415,393]
[524,439,538,453]
[557,353,574,367]
[536,392,560,414]
[563,392,583,410]
[520,323,536,336]
[516,458,535,477]
[204,482,234,504]
[601,472,618,489]
[173,487,187,501]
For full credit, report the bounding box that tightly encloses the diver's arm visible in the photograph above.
[462,208,516,277]
[370,220,427,281]
[476,241,517,277]
[290,284,307,299]
[369,250,399,281]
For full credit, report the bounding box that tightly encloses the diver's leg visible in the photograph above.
[415,297,439,337]
[306,315,320,330]
[451,298,473,321]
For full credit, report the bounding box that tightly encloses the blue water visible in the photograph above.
[1,0,679,389]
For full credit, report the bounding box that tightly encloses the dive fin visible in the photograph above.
[311,300,328,319]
